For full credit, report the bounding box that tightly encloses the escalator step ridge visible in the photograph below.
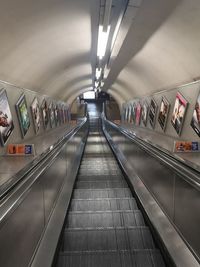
[56,104,166,267]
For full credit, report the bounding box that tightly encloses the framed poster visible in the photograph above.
[142,102,149,126]
[171,92,188,136]
[135,102,142,125]
[16,94,30,138]
[49,102,55,128]
[190,91,200,137]
[121,103,126,122]
[41,99,49,129]
[54,104,59,126]
[64,108,69,123]
[131,103,136,124]
[158,97,170,131]
[61,105,65,124]
[0,89,14,146]
[31,97,40,134]
[149,98,158,128]
[125,106,129,122]
[128,104,132,123]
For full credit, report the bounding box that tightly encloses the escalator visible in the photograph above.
[56,103,166,267]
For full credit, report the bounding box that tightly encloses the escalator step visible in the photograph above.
[77,174,124,181]
[63,227,155,251]
[66,210,145,228]
[75,180,128,189]
[70,198,138,212]
[57,250,165,267]
[73,188,132,199]
[56,106,166,267]
[78,169,122,176]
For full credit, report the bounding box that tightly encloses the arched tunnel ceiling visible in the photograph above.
[0,0,99,103]
[0,0,200,106]
[104,0,200,105]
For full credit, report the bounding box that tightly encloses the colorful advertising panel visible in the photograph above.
[16,94,30,138]
[142,102,149,126]
[135,102,142,126]
[171,92,188,135]
[41,99,49,129]
[31,97,40,134]
[158,97,170,131]
[49,102,55,128]
[190,92,200,137]
[0,89,14,146]
[174,141,200,152]
[149,99,158,128]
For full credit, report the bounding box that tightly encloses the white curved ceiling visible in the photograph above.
[0,0,99,102]
[104,0,200,105]
[0,0,199,106]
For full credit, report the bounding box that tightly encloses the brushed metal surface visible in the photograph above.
[103,117,200,266]
[56,103,165,267]
[174,174,200,258]
[0,181,44,267]
[0,120,88,267]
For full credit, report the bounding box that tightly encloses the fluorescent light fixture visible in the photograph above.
[97,25,111,59]
[95,68,102,79]
[111,15,122,50]
[83,91,95,99]
[95,81,99,87]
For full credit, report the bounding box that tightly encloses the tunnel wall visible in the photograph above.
[0,80,70,155]
[121,80,200,168]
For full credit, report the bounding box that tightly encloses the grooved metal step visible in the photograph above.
[63,227,155,251]
[77,174,125,181]
[56,104,165,267]
[66,210,145,228]
[57,250,165,267]
[75,180,128,189]
[73,188,132,199]
[69,198,138,212]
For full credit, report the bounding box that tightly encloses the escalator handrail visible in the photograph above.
[102,116,200,191]
[0,118,88,224]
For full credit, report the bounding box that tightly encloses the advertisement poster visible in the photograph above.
[41,99,49,129]
[64,108,69,123]
[131,103,136,124]
[0,89,14,146]
[149,99,158,128]
[142,102,149,126]
[61,106,65,124]
[16,94,30,138]
[54,104,59,126]
[128,104,132,123]
[174,141,200,152]
[190,92,200,137]
[171,92,188,136]
[31,97,40,134]
[121,103,126,122]
[125,106,129,122]
[158,97,170,131]
[7,144,35,156]
[58,106,62,125]
[135,102,142,126]
[49,102,55,128]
